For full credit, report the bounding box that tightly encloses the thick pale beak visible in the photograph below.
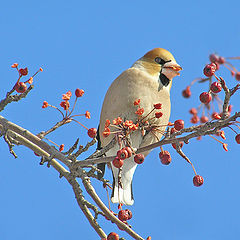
[163,61,182,76]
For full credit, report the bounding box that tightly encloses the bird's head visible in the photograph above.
[132,48,182,89]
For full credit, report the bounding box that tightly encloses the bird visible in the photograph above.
[97,48,182,205]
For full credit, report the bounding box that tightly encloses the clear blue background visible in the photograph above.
[1,1,240,240]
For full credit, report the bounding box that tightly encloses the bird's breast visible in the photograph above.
[99,68,171,147]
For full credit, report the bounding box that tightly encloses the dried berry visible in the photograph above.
[19,67,28,76]
[154,103,162,109]
[191,115,200,124]
[203,64,216,77]
[134,154,145,164]
[75,88,85,97]
[112,157,124,168]
[199,92,212,104]
[200,116,209,123]
[189,108,197,115]
[210,82,222,93]
[193,175,204,187]
[107,232,119,240]
[14,82,27,93]
[155,112,163,118]
[159,150,171,165]
[209,54,219,63]
[182,86,191,98]
[174,119,184,131]
[117,149,128,160]
[87,128,97,138]
[217,56,225,64]
[118,210,129,221]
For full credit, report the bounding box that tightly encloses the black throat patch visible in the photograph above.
[159,73,170,87]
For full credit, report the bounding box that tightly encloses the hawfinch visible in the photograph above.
[97,48,181,205]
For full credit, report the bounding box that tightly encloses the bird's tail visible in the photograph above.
[111,159,137,205]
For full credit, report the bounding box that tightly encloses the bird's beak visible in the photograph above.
[162,61,182,76]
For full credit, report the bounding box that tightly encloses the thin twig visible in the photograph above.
[0,85,34,112]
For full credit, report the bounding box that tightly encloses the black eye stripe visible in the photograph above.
[155,57,171,65]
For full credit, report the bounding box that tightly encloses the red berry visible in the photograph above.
[75,88,85,97]
[155,112,163,118]
[235,134,240,144]
[159,150,171,165]
[19,67,28,76]
[211,112,221,120]
[193,175,204,187]
[209,53,219,63]
[199,92,212,104]
[118,210,129,221]
[174,119,184,131]
[14,82,27,93]
[203,64,216,77]
[134,154,144,164]
[125,209,132,220]
[182,86,191,98]
[112,157,124,168]
[170,127,177,134]
[172,141,183,149]
[190,115,200,124]
[117,149,128,160]
[210,82,222,93]
[228,105,233,112]
[217,56,225,64]
[235,72,240,81]
[154,103,162,109]
[123,147,132,158]
[200,116,209,123]
[87,128,97,138]
[107,232,119,240]
[189,108,197,115]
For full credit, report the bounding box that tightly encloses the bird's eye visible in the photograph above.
[155,57,166,65]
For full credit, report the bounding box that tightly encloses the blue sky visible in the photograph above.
[1,1,240,240]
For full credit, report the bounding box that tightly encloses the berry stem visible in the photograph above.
[43,137,60,148]
[71,118,89,130]
[67,97,78,117]
[140,108,155,122]
[224,62,238,73]
[48,104,65,118]
[209,135,225,144]
[226,56,240,60]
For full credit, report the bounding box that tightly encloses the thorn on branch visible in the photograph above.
[62,138,79,156]
[70,138,97,160]
[230,83,240,96]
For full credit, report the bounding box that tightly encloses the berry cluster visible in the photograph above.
[182,53,240,146]
[41,88,97,151]
[103,99,168,170]
[11,63,43,93]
